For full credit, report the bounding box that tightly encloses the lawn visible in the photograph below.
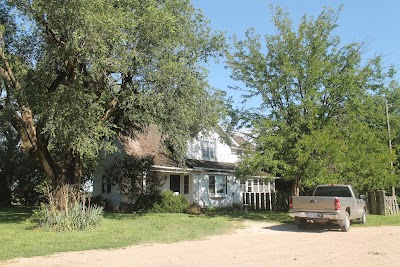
[0,207,399,261]
[0,206,241,261]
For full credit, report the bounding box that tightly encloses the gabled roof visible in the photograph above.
[120,125,178,167]
[120,125,239,171]
[230,132,256,150]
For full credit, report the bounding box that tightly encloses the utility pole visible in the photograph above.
[385,100,396,197]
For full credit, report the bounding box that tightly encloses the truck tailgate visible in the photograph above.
[290,196,336,211]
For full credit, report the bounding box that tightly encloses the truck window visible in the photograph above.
[313,186,352,197]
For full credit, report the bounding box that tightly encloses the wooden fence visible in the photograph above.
[367,191,399,215]
[242,192,289,211]
[242,191,399,215]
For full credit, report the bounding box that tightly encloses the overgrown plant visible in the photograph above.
[105,156,165,205]
[149,191,190,213]
[30,185,103,231]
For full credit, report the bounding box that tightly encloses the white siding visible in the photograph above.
[186,132,239,163]
[192,172,241,208]
[92,140,127,208]
[93,130,244,209]
[161,173,194,203]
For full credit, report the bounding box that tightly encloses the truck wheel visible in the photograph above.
[359,210,367,224]
[340,211,350,232]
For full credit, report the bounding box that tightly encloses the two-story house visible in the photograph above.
[92,125,274,209]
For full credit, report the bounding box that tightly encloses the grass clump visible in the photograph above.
[31,202,103,231]
[30,185,103,231]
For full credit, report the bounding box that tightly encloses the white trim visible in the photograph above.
[153,165,193,173]
[192,167,235,173]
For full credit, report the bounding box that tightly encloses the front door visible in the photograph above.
[170,175,181,194]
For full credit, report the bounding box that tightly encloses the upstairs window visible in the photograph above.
[201,140,216,161]
[209,175,227,195]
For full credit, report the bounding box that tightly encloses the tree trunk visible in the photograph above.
[0,174,11,207]
[290,178,300,196]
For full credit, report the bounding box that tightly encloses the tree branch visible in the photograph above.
[100,96,119,122]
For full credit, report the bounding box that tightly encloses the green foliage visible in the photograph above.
[132,194,162,212]
[0,122,49,206]
[105,155,165,203]
[31,202,103,231]
[30,185,103,231]
[149,191,190,213]
[228,6,398,193]
[1,0,227,188]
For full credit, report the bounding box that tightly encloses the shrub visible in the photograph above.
[104,156,165,203]
[90,195,111,211]
[186,202,204,215]
[149,191,189,213]
[30,185,103,231]
[133,194,162,212]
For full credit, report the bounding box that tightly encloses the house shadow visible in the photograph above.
[262,222,342,233]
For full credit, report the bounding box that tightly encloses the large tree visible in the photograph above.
[228,6,398,195]
[0,0,226,192]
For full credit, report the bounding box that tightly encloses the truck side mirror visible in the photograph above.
[360,195,367,200]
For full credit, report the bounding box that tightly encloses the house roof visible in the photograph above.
[120,125,178,168]
[186,159,236,171]
[120,125,239,171]
[230,132,256,150]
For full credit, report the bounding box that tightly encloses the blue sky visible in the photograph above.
[191,0,400,109]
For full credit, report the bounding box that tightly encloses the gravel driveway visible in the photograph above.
[2,222,399,267]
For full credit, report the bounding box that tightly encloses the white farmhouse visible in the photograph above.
[92,125,275,209]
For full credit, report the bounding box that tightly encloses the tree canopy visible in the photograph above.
[228,6,399,194]
[0,0,227,192]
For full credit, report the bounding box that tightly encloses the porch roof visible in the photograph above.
[185,159,236,171]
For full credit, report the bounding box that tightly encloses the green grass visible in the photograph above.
[1,207,399,261]
[0,207,240,261]
[353,214,400,227]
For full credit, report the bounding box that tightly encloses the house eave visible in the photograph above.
[191,167,235,173]
[153,165,193,173]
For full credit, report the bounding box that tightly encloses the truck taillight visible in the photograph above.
[335,197,341,210]
[289,197,293,209]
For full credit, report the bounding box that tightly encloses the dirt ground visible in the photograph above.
[2,222,400,267]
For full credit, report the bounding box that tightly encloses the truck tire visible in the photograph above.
[340,211,350,232]
[359,210,367,224]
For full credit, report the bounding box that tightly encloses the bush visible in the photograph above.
[30,185,103,231]
[149,191,189,213]
[133,194,162,212]
[186,202,204,215]
[90,195,111,211]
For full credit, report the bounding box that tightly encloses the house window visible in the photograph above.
[201,140,216,161]
[102,175,111,193]
[209,175,227,195]
[247,179,253,193]
[184,175,189,194]
[170,175,181,194]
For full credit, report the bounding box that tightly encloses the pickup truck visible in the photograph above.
[289,184,367,232]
